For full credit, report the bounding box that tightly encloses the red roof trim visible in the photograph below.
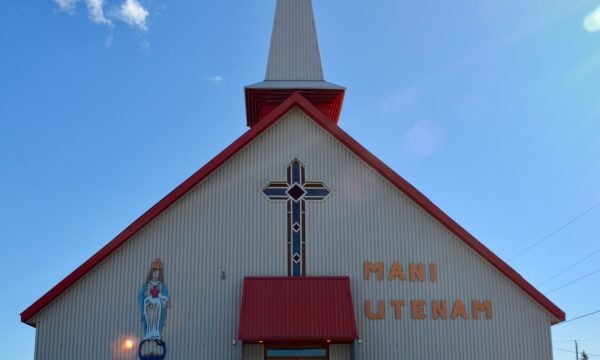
[302,100,565,323]
[20,93,308,325]
[245,88,344,127]
[21,92,565,325]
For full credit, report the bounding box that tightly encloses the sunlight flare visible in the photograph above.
[583,6,600,32]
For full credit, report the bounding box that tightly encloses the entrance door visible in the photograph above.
[265,346,328,360]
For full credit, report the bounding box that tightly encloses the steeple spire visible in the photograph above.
[266,0,324,81]
[245,0,345,128]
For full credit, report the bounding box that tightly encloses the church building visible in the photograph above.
[22,1,565,359]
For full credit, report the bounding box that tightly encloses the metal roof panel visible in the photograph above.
[237,276,359,342]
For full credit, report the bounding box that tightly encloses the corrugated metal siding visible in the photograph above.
[243,344,263,360]
[34,109,553,359]
[266,0,324,81]
[329,344,351,360]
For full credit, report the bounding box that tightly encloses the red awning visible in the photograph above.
[237,276,358,343]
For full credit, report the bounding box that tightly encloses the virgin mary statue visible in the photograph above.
[139,258,170,341]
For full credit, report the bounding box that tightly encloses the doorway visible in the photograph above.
[264,345,328,360]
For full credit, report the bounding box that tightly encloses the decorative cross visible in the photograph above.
[262,159,330,276]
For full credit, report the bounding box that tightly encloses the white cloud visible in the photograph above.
[116,0,149,31]
[54,0,79,13]
[583,6,600,33]
[53,0,154,34]
[86,0,112,26]
[207,75,224,84]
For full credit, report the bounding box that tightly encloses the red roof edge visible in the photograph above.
[21,91,565,326]
[20,92,309,325]
[303,104,566,324]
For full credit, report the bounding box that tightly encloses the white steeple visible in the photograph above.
[244,0,345,127]
[247,0,343,90]
[266,0,324,81]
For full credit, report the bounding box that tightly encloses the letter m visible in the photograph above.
[364,262,384,280]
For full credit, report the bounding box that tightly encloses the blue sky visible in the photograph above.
[1,0,600,358]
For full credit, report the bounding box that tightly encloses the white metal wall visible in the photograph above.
[330,344,352,360]
[243,344,263,360]
[33,108,554,359]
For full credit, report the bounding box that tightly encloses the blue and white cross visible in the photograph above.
[262,159,330,276]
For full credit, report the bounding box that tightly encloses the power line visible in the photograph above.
[546,268,600,294]
[509,201,600,261]
[554,310,600,325]
[554,347,600,357]
[555,340,600,343]
[539,248,600,286]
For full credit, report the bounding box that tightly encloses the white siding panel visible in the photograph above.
[329,344,351,360]
[34,109,554,359]
[243,344,263,360]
